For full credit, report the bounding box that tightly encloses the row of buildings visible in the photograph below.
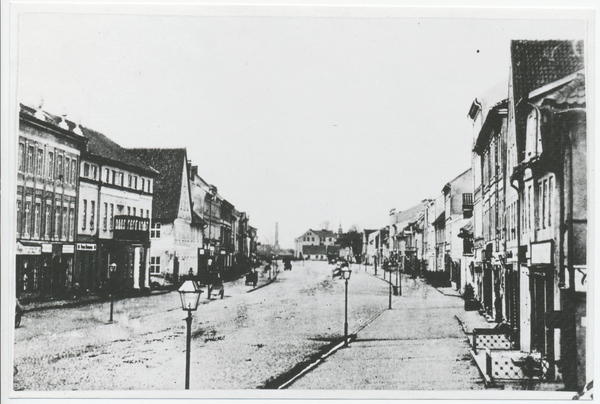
[15,102,258,299]
[363,40,588,390]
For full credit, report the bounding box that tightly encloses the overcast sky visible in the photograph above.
[13,5,589,248]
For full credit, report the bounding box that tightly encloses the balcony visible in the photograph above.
[113,215,150,242]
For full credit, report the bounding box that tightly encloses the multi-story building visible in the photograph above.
[294,229,337,259]
[129,148,204,286]
[16,103,86,298]
[78,128,156,293]
[389,201,428,275]
[508,40,586,389]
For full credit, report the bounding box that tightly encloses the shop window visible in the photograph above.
[110,204,114,230]
[34,200,41,238]
[44,200,51,238]
[103,202,108,231]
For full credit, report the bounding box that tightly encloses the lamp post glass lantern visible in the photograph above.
[178,280,203,390]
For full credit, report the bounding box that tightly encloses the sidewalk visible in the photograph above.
[288,272,486,391]
[18,267,277,312]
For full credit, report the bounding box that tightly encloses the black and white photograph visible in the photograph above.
[1,1,595,402]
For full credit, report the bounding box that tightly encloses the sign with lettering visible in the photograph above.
[62,245,75,254]
[77,243,97,251]
[42,244,53,253]
[16,242,41,255]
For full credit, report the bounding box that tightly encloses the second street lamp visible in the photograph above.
[341,265,352,347]
[178,280,203,390]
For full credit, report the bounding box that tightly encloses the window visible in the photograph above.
[34,200,41,238]
[65,158,70,183]
[71,158,77,184]
[19,143,25,172]
[117,172,124,186]
[57,155,63,181]
[110,204,114,230]
[151,222,161,239]
[548,177,553,227]
[16,199,22,237]
[24,200,31,237]
[132,207,136,217]
[48,152,54,179]
[128,174,132,188]
[90,200,95,231]
[141,178,145,192]
[62,206,68,240]
[68,206,74,240]
[150,257,161,274]
[45,200,51,238]
[92,165,97,180]
[84,163,90,178]
[54,200,60,238]
[82,200,87,230]
[133,176,138,189]
[127,206,131,216]
[105,168,110,183]
[146,209,149,218]
[103,202,108,231]
[147,179,152,193]
[27,146,34,174]
[36,149,44,176]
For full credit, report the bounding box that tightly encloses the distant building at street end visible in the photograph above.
[294,229,337,259]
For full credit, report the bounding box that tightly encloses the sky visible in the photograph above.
[11,5,590,249]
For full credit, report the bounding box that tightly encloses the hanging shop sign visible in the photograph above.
[42,243,53,253]
[62,245,75,254]
[16,242,41,255]
[530,240,553,265]
[77,243,97,251]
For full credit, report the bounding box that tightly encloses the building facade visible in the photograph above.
[16,103,86,299]
[129,148,204,286]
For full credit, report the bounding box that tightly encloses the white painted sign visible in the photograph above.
[530,241,552,265]
[16,242,41,255]
[42,244,53,253]
[62,245,75,254]
[77,243,97,251]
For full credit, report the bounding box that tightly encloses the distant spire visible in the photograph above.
[275,222,279,247]
[338,223,343,236]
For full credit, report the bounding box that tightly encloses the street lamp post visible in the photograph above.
[341,266,352,347]
[178,280,203,390]
[108,263,117,322]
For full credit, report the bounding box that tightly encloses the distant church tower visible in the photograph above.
[275,222,279,248]
[338,223,343,236]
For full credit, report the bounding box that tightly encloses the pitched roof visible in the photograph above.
[311,229,336,238]
[511,40,585,106]
[20,104,156,175]
[128,148,188,221]
[393,201,428,225]
[542,73,586,107]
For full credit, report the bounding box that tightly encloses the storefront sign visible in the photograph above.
[574,265,587,293]
[16,242,41,255]
[42,244,53,253]
[77,243,97,251]
[530,241,553,265]
[62,245,75,254]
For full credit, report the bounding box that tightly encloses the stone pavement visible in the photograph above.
[289,272,486,391]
